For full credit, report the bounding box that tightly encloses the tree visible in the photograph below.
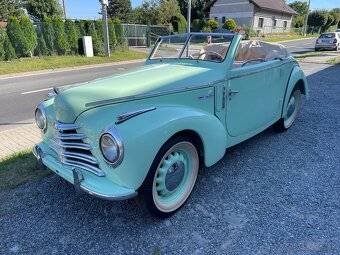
[41,17,55,55]
[291,15,304,28]
[308,10,328,32]
[158,0,182,25]
[75,20,86,36]
[0,0,24,21]
[25,0,63,21]
[177,14,187,33]
[223,18,236,31]
[206,19,219,30]
[20,16,37,57]
[35,35,48,56]
[3,34,17,60]
[179,0,210,20]
[87,22,104,56]
[113,18,124,45]
[288,1,309,16]
[53,18,69,55]
[6,16,29,57]
[65,19,79,55]
[108,19,117,49]
[106,0,132,23]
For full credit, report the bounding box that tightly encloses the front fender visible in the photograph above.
[282,65,309,118]
[78,104,227,190]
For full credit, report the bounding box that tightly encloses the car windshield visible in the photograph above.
[149,33,234,63]
[320,33,335,38]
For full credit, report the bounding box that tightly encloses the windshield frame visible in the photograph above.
[148,32,236,63]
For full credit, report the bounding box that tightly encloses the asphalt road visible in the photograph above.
[0,38,317,132]
[0,61,339,254]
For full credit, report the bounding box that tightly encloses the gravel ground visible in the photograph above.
[1,62,339,255]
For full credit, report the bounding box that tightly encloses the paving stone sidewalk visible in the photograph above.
[0,124,41,159]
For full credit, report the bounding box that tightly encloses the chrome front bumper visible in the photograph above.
[33,144,137,201]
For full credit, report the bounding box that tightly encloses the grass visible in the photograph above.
[262,35,319,43]
[327,56,340,65]
[295,51,326,59]
[0,149,51,192]
[0,50,147,76]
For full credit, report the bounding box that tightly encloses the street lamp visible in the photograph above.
[187,0,191,33]
[303,0,311,36]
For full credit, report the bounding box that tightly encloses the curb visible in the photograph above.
[0,59,145,80]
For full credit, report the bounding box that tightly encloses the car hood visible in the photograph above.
[54,62,224,123]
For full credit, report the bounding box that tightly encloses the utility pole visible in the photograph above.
[303,0,311,36]
[62,0,67,19]
[102,0,110,57]
[187,0,191,33]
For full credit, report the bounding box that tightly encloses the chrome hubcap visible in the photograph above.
[284,90,301,129]
[165,161,185,191]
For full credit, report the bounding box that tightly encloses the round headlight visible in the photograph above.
[99,128,124,167]
[35,104,46,131]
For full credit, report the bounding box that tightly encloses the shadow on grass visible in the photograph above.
[0,149,51,192]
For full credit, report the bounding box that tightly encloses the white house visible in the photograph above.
[206,0,297,33]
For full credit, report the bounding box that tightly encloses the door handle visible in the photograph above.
[228,89,239,96]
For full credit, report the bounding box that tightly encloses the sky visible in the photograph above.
[60,0,340,20]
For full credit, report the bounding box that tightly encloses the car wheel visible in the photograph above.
[138,136,199,217]
[273,87,302,132]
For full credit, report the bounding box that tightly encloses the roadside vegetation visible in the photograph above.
[327,56,340,65]
[0,51,147,75]
[263,34,319,43]
[0,149,51,192]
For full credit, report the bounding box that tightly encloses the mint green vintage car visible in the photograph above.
[33,33,308,217]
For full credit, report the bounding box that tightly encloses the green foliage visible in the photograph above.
[35,35,48,56]
[41,17,55,55]
[192,19,205,32]
[236,25,256,40]
[158,0,182,25]
[177,14,187,33]
[6,16,30,57]
[113,18,124,45]
[0,32,5,61]
[20,16,37,57]
[292,15,304,28]
[202,26,212,33]
[222,18,237,31]
[308,10,328,31]
[106,0,133,23]
[65,19,79,55]
[87,22,104,56]
[53,18,69,55]
[25,0,63,21]
[3,34,16,60]
[206,20,219,30]
[75,20,86,36]
[179,0,211,20]
[95,19,104,42]
[108,19,117,48]
[0,0,24,20]
[288,1,309,16]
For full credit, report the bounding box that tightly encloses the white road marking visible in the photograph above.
[21,87,53,95]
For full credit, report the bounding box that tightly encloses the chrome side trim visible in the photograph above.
[54,121,81,131]
[60,150,99,164]
[116,107,156,124]
[80,185,138,201]
[85,80,226,108]
[230,60,295,80]
[62,158,105,177]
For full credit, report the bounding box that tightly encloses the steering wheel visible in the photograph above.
[198,51,224,61]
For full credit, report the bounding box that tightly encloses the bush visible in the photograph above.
[6,16,30,57]
[192,19,205,32]
[206,20,219,30]
[20,16,37,57]
[87,22,104,56]
[41,17,55,55]
[223,18,237,31]
[95,19,104,41]
[53,18,70,55]
[65,19,79,55]
[108,19,117,49]
[236,25,257,40]
[35,35,48,56]
[202,26,212,33]
[113,18,124,45]
[4,35,17,60]
[177,14,187,33]
[75,20,86,36]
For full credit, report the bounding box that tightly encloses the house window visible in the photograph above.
[258,18,264,28]
[214,17,218,22]
[283,21,288,29]
[272,19,277,28]
[222,17,226,24]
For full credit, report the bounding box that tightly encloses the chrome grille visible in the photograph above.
[50,121,105,177]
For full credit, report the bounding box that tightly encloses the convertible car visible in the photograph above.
[33,33,308,217]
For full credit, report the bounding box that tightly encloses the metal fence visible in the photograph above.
[122,24,171,47]
[253,26,317,38]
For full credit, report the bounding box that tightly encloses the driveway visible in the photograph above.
[0,61,339,254]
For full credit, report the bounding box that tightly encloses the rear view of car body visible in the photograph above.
[315,33,339,51]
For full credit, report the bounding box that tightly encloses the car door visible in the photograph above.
[226,62,281,137]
